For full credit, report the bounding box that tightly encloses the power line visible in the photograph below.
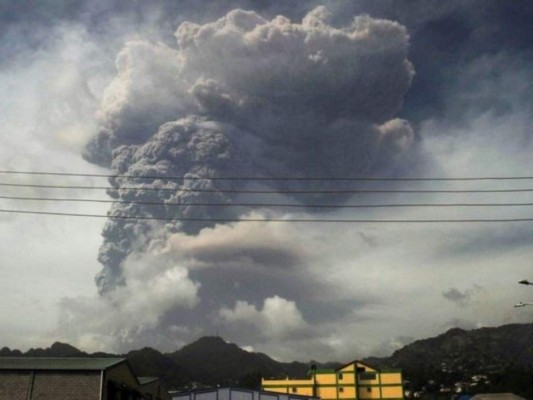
[3,195,533,209]
[2,208,533,223]
[3,182,533,194]
[2,169,533,181]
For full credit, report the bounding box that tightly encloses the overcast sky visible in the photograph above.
[1,0,533,362]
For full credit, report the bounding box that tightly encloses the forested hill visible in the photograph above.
[0,336,336,390]
[364,323,533,397]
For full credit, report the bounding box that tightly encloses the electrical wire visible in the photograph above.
[2,195,533,209]
[2,169,533,181]
[3,170,533,222]
[3,182,533,194]
[1,208,533,223]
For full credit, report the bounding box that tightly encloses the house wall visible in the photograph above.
[381,385,403,399]
[380,373,402,385]
[0,371,31,400]
[262,378,314,396]
[104,362,142,400]
[142,380,171,400]
[106,362,139,389]
[261,362,404,400]
[31,371,101,400]
[0,370,101,400]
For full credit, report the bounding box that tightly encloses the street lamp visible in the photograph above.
[514,302,533,308]
[514,281,533,307]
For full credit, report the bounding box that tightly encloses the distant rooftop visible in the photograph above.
[138,377,160,385]
[0,357,126,371]
[472,394,525,400]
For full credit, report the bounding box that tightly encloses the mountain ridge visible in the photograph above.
[1,322,532,396]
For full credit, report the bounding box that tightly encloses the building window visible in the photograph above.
[359,372,376,381]
[338,373,343,380]
[292,388,297,393]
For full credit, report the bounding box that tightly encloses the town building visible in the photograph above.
[139,376,171,400]
[0,357,168,400]
[171,386,319,400]
[261,360,403,400]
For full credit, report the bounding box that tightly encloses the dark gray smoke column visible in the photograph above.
[83,6,415,294]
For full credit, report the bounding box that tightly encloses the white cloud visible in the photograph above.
[56,257,200,352]
[219,296,308,339]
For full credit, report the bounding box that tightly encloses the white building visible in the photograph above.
[172,387,319,400]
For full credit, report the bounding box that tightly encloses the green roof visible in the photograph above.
[0,357,126,371]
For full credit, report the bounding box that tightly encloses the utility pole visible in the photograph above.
[515,279,533,307]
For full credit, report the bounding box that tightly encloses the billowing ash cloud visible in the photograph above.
[442,286,483,307]
[3,0,533,363]
[83,6,415,296]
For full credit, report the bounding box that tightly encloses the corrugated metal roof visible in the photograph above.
[172,387,319,400]
[472,394,525,400]
[0,357,126,371]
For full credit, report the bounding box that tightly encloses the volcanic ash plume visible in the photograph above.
[83,6,415,295]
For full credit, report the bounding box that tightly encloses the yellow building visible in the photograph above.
[261,360,403,400]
